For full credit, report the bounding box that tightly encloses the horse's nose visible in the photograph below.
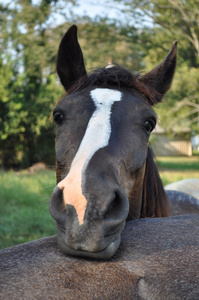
[49,179,129,259]
[49,185,67,231]
[50,184,128,227]
[97,189,129,232]
[104,190,129,239]
[84,187,129,241]
[103,190,129,220]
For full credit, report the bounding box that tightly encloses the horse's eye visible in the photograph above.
[144,119,156,134]
[53,112,64,124]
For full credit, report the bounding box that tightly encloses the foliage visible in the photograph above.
[156,63,199,133]
[0,0,199,169]
[0,0,74,168]
[0,1,144,169]
[75,16,143,72]
[112,0,199,134]
[114,0,199,67]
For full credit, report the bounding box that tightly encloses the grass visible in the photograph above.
[156,155,199,186]
[156,155,199,171]
[0,155,198,250]
[0,170,57,249]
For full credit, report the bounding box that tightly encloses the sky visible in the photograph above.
[0,0,124,20]
[0,0,152,28]
[72,0,124,19]
[52,0,128,27]
[51,0,128,27]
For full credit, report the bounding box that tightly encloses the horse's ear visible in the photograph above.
[57,25,87,92]
[141,147,170,218]
[141,41,177,102]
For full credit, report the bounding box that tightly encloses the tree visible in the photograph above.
[0,0,76,168]
[0,2,145,168]
[113,0,199,134]
[113,0,199,67]
[156,63,199,134]
[74,16,143,72]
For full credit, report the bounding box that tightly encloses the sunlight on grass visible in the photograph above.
[160,170,199,186]
[156,155,199,185]
[156,155,199,171]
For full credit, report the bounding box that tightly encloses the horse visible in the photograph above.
[1,215,199,299]
[49,25,177,259]
[166,179,199,216]
[1,25,199,299]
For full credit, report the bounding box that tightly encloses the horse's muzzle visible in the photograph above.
[57,232,122,259]
[49,185,129,259]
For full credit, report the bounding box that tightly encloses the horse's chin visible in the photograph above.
[57,234,121,260]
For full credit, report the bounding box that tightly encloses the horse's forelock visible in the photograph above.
[68,66,161,105]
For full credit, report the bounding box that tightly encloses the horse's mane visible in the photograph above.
[69,65,162,105]
[141,147,170,217]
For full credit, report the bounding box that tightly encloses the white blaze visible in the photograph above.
[58,88,122,225]
[75,88,122,172]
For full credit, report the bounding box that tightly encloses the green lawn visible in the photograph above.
[156,155,199,185]
[0,170,57,249]
[0,155,198,250]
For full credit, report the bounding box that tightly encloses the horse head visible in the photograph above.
[50,25,177,259]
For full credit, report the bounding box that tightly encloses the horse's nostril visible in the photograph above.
[104,191,128,221]
[49,186,67,226]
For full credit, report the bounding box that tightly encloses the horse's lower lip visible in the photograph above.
[104,221,126,239]
[57,234,121,260]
